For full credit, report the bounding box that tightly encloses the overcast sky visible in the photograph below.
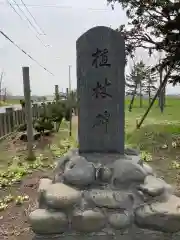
[0,0,179,95]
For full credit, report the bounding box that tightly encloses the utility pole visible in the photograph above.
[4,88,6,102]
[69,65,72,93]
[69,65,72,137]
[54,84,59,132]
[158,52,165,113]
[0,71,4,102]
[55,85,59,102]
[22,67,35,160]
[66,88,69,100]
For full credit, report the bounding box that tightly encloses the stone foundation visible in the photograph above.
[29,148,180,239]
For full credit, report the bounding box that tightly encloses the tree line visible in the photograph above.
[107,0,180,85]
[126,60,158,111]
[107,0,180,115]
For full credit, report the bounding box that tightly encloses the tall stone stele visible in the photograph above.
[77,26,125,154]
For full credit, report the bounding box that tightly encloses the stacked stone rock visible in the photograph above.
[29,148,180,239]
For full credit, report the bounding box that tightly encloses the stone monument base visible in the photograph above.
[33,228,180,240]
[29,148,180,240]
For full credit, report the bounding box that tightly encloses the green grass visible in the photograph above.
[0,119,77,189]
[0,97,180,190]
[0,119,77,173]
[0,119,77,211]
[0,99,21,106]
[6,99,21,105]
[125,96,180,148]
[125,96,180,188]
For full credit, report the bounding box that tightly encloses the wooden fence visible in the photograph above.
[0,103,51,138]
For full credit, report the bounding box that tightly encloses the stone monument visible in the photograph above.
[77,26,125,153]
[29,26,180,240]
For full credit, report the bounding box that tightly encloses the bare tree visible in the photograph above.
[126,60,148,110]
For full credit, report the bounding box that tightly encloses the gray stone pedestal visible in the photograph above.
[32,229,180,240]
[29,148,180,240]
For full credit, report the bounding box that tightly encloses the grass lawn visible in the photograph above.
[125,96,180,191]
[0,99,21,106]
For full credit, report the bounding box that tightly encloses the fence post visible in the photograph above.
[6,107,14,132]
[2,113,7,135]
[32,103,38,119]
[22,66,35,160]
[0,114,4,137]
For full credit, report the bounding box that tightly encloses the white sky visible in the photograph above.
[0,0,179,95]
